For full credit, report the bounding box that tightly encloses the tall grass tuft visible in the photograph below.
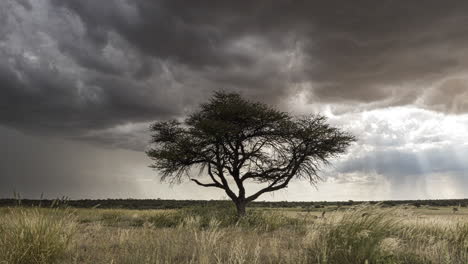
[0,207,77,264]
[306,204,403,264]
[447,223,468,263]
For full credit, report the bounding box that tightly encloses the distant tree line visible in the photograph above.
[0,198,466,209]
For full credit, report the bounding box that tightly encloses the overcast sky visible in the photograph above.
[1,0,467,201]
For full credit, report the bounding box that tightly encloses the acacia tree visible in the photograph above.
[147,91,355,216]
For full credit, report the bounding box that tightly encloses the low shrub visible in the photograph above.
[145,212,186,228]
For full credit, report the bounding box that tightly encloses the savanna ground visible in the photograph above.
[0,203,467,264]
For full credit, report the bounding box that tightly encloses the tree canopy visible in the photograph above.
[147,91,356,216]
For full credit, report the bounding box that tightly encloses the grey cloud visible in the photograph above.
[15,0,32,10]
[3,0,468,200]
[0,1,188,141]
[0,49,177,135]
[2,0,468,151]
[336,148,467,178]
[330,146,468,197]
[321,107,468,190]
[421,78,468,114]
[50,0,468,108]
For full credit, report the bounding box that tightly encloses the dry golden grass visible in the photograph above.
[0,204,467,264]
[0,207,77,264]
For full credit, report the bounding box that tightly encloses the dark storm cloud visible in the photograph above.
[2,0,468,149]
[54,0,468,103]
[0,51,176,134]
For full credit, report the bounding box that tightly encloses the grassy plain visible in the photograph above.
[0,204,467,264]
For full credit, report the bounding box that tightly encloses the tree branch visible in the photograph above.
[191,179,223,188]
[214,144,238,201]
[207,162,223,186]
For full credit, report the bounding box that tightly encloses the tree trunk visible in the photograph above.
[235,200,247,217]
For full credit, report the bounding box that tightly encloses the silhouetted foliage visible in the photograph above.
[146,91,355,216]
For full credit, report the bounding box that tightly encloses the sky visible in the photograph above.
[1,0,467,201]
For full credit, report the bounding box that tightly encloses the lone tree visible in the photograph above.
[147,91,355,216]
